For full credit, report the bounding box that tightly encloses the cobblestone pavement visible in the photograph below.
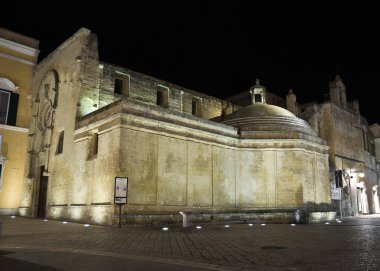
[1,215,380,270]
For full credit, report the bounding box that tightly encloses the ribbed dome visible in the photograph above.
[222,103,317,137]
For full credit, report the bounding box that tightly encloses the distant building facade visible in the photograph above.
[19,28,331,225]
[291,75,379,215]
[0,28,39,215]
[229,75,380,216]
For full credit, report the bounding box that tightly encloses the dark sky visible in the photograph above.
[1,1,379,124]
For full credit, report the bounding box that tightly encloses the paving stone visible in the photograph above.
[1,215,380,270]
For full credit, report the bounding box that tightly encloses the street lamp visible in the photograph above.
[350,170,365,178]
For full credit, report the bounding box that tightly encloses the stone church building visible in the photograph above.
[19,28,361,225]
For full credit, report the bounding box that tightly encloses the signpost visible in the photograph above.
[331,187,342,220]
[114,177,128,227]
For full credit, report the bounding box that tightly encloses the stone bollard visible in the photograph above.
[295,210,303,224]
[179,212,191,228]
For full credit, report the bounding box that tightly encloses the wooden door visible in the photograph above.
[37,166,48,218]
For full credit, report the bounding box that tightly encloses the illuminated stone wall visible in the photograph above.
[68,100,330,225]
[20,27,330,225]
[20,28,90,218]
[298,76,379,215]
[96,63,239,120]
[370,124,380,162]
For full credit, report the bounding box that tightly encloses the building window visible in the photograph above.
[114,78,123,95]
[93,133,98,155]
[157,86,169,108]
[362,130,369,152]
[0,89,19,126]
[87,133,99,160]
[254,94,262,103]
[192,97,202,117]
[114,76,129,96]
[56,130,64,154]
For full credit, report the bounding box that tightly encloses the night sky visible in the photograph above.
[1,1,379,124]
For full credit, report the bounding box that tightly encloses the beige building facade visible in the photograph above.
[19,28,331,225]
[296,75,380,215]
[0,28,39,215]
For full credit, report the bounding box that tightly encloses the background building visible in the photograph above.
[0,27,39,215]
[227,74,380,216]
[295,75,379,215]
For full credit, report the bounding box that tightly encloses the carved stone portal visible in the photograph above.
[28,70,59,178]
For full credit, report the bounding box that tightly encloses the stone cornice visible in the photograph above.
[0,124,28,132]
[0,51,35,65]
[0,37,39,58]
[75,101,329,155]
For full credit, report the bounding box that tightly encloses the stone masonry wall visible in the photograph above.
[97,63,240,120]
[63,100,330,225]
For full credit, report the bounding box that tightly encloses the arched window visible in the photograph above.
[0,78,16,91]
[0,77,19,126]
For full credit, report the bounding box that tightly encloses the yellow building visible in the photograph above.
[0,27,39,215]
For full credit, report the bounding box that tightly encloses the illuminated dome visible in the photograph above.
[221,79,318,139]
[222,103,317,137]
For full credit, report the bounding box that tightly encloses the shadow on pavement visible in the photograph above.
[0,250,60,271]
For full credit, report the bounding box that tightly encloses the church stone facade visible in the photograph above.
[296,76,379,216]
[20,28,332,225]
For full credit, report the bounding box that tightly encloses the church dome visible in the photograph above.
[222,103,317,137]
[221,80,318,138]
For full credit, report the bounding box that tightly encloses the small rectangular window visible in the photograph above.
[114,78,123,95]
[56,131,64,154]
[362,130,369,152]
[157,90,163,106]
[0,90,10,124]
[93,133,98,155]
[157,86,169,108]
[192,100,197,115]
[192,97,202,117]
[114,76,130,96]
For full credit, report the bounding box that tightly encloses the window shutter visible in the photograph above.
[6,92,19,126]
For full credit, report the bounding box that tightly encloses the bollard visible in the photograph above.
[295,210,303,224]
[0,219,2,236]
[179,212,191,228]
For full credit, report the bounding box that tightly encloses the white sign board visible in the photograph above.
[114,177,128,204]
[331,188,342,200]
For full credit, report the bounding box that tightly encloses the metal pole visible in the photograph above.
[339,188,343,221]
[118,204,122,228]
[349,179,353,216]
